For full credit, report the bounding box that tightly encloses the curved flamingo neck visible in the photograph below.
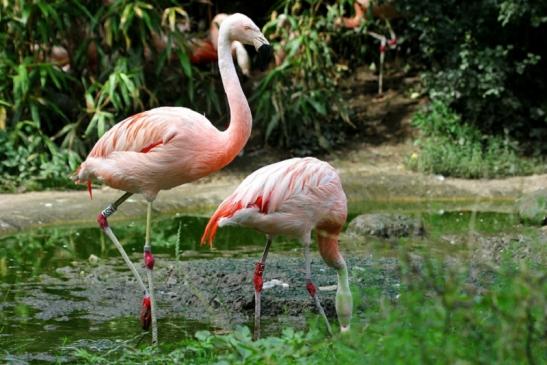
[343,3,365,28]
[217,23,252,165]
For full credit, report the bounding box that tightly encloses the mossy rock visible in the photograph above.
[347,213,425,239]
[516,189,547,225]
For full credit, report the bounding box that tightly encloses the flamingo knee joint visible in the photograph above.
[306,280,317,297]
[144,246,155,270]
[254,262,265,292]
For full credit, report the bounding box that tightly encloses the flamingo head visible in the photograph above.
[222,13,271,56]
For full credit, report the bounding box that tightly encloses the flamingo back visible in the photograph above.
[86,111,177,159]
[201,157,347,245]
[74,107,224,200]
[190,39,218,64]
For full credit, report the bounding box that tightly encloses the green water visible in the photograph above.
[0,205,537,363]
[0,215,301,285]
[0,215,302,363]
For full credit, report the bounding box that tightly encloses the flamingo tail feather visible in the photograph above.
[200,201,241,247]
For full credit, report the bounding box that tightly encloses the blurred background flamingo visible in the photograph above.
[201,157,353,339]
[152,12,252,76]
[73,13,271,344]
[338,0,399,95]
[209,13,251,76]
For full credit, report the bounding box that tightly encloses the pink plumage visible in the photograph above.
[201,157,353,334]
[201,157,347,247]
[189,39,218,64]
[72,14,273,343]
[74,106,245,201]
[73,14,271,201]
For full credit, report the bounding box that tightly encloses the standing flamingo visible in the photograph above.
[338,0,398,95]
[201,157,353,339]
[189,13,252,75]
[157,13,251,75]
[73,13,271,344]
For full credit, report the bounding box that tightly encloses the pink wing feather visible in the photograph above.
[88,111,174,159]
[73,108,189,199]
[201,157,340,246]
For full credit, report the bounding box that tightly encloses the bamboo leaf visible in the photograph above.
[265,114,280,141]
[98,114,105,137]
[307,96,327,116]
[30,103,40,125]
[177,49,192,78]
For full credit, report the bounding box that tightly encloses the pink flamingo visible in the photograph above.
[164,13,251,75]
[338,0,398,95]
[210,13,251,76]
[201,157,353,339]
[73,13,271,344]
[186,13,251,74]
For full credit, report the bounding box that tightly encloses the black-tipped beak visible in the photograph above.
[256,44,273,70]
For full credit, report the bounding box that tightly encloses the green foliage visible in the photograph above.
[71,247,546,364]
[328,0,395,69]
[0,120,80,191]
[407,101,545,178]
[0,0,224,189]
[253,1,353,154]
[397,0,547,153]
[2,0,546,191]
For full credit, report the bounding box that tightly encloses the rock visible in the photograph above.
[319,285,337,291]
[88,254,99,265]
[263,279,289,290]
[347,213,425,239]
[516,188,547,225]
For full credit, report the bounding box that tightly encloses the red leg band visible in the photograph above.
[306,281,317,297]
[140,295,152,330]
[144,248,155,270]
[97,213,108,229]
[254,262,265,292]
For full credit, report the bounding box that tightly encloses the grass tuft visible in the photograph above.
[70,243,546,365]
[406,101,546,178]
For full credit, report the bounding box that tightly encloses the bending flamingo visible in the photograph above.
[73,13,271,344]
[201,157,353,339]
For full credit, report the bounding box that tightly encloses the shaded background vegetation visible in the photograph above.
[0,0,546,191]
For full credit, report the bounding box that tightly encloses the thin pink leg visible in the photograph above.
[367,31,387,95]
[253,235,272,341]
[304,242,333,335]
[143,202,158,344]
[96,193,151,330]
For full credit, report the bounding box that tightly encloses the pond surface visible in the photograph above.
[0,201,541,363]
[0,214,303,363]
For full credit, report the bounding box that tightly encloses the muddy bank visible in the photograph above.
[5,254,397,330]
[2,224,543,365]
[1,146,546,237]
[6,228,544,331]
